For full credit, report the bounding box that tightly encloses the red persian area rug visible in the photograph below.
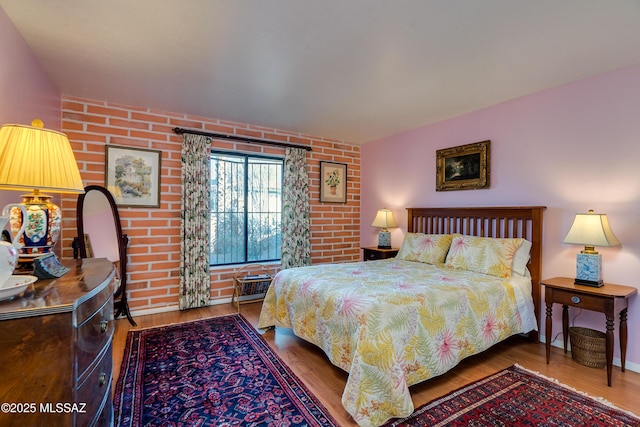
[385,364,640,427]
[114,314,339,427]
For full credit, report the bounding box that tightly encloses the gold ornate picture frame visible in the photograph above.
[436,140,490,191]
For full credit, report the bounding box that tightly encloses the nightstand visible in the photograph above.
[362,247,399,261]
[541,277,637,386]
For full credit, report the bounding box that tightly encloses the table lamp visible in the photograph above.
[562,209,620,287]
[371,208,397,249]
[0,119,84,256]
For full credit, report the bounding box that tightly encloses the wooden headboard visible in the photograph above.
[407,206,546,342]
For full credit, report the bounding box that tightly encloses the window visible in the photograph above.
[210,152,283,266]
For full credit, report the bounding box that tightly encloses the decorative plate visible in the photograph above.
[0,275,38,301]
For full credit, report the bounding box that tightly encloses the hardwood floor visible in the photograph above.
[113,302,640,426]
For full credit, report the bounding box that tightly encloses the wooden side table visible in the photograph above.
[362,247,399,261]
[541,277,637,386]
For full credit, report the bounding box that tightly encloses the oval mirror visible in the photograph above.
[75,185,136,325]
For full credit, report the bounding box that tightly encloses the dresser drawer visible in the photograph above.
[75,342,113,427]
[75,276,115,326]
[549,288,607,311]
[94,391,114,427]
[76,295,114,380]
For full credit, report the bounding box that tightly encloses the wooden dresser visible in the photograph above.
[0,258,116,426]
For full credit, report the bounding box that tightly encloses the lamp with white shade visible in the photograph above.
[0,119,84,256]
[371,208,397,249]
[562,209,620,287]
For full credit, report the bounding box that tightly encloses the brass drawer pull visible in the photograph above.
[571,295,581,304]
[100,320,108,333]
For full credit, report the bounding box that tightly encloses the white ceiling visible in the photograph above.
[2,1,640,144]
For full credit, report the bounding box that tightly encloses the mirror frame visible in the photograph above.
[76,185,136,326]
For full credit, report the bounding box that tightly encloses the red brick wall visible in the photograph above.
[60,96,360,314]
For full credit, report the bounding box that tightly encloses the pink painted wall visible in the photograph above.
[0,6,62,216]
[0,7,61,128]
[361,63,640,371]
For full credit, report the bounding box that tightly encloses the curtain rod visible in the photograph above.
[172,127,312,152]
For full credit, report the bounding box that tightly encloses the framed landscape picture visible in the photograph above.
[105,145,162,207]
[436,140,490,191]
[320,161,347,203]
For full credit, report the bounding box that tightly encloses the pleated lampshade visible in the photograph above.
[0,121,84,193]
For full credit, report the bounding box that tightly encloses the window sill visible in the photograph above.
[209,261,282,272]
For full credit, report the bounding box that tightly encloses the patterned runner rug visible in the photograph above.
[114,314,339,427]
[385,364,640,426]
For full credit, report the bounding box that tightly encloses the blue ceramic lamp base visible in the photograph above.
[378,230,391,249]
[574,253,604,287]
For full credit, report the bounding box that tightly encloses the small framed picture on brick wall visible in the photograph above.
[105,145,162,207]
[320,161,347,203]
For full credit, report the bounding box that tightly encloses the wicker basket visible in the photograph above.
[569,326,606,369]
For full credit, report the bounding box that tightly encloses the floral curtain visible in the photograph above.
[179,133,211,310]
[281,147,311,269]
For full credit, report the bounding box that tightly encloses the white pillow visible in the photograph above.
[512,239,532,276]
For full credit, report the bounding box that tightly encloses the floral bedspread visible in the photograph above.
[258,259,537,427]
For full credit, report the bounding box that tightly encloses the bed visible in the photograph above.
[259,206,545,427]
